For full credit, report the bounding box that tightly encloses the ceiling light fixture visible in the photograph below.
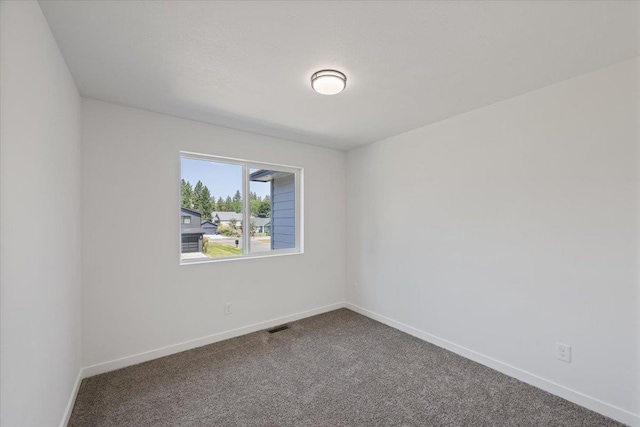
[311,69,347,95]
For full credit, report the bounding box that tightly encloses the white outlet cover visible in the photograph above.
[556,343,571,363]
[224,303,232,315]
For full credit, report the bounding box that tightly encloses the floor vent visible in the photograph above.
[267,325,289,334]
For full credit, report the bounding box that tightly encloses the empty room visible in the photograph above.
[1,1,639,426]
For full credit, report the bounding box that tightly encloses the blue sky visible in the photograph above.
[181,158,270,200]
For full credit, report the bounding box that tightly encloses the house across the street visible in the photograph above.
[211,211,271,234]
[201,220,218,235]
[211,211,243,227]
[252,217,271,234]
[180,207,205,252]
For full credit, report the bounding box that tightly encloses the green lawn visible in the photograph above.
[205,242,242,258]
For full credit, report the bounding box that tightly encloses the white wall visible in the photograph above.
[81,99,346,367]
[2,3,634,425]
[0,1,82,426]
[347,59,639,422]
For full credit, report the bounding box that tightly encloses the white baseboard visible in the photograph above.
[345,302,639,427]
[70,301,638,427]
[60,369,83,427]
[82,302,345,379]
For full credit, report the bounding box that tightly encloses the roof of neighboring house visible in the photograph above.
[211,212,271,226]
[201,220,217,227]
[181,206,202,217]
[251,217,270,227]
[211,211,243,221]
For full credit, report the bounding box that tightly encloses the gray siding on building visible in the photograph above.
[181,207,205,253]
[181,208,201,232]
[271,174,295,250]
[201,221,217,235]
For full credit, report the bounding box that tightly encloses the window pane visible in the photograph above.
[249,168,295,253]
[181,157,243,262]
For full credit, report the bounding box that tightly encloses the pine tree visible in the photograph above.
[181,179,194,208]
[232,190,242,213]
[199,186,213,221]
[250,199,261,216]
[216,197,224,211]
[209,195,216,213]
[193,181,204,206]
[257,195,271,218]
[192,181,213,220]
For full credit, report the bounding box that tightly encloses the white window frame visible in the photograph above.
[179,151,304,264]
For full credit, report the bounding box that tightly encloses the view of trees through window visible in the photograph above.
[180,155,298,263]
[180,180,271,220]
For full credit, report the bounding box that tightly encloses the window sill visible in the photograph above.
[180,249,303,265]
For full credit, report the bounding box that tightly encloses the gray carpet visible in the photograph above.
[69,309,624,426]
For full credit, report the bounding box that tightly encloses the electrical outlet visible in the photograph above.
[556,343,571,363]
[224,303,232,315]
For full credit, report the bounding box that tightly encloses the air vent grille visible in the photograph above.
[267,325,290,334]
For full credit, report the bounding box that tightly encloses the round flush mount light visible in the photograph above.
[311,69,347,95]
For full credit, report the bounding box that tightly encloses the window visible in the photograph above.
[180,152,302,264]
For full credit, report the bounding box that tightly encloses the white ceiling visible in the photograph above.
[40,1,638,151]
